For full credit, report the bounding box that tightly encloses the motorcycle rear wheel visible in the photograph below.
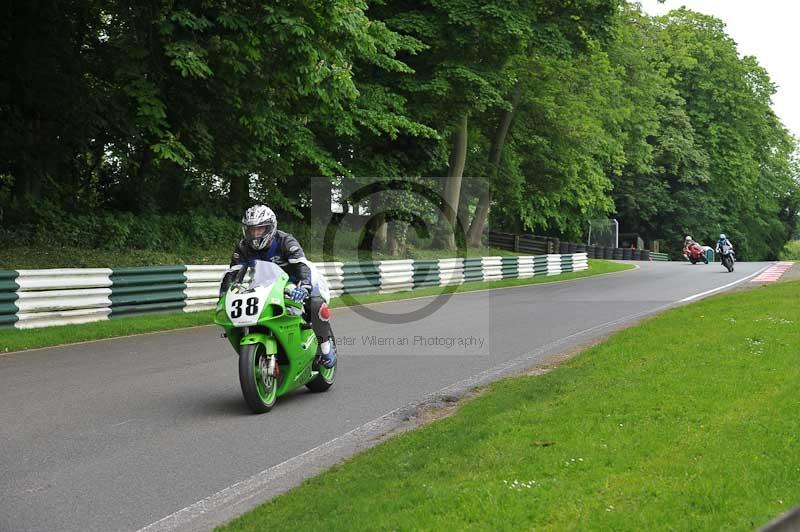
[306,361,336,393]
[239,344,278,413]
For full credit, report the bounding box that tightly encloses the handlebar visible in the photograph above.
[283,284,306,308]
[234,263,249,284]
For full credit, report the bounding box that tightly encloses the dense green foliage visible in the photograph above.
[780,240,800,261]
[1,1,797,260]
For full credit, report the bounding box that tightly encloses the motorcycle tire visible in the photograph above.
[307,359,336,393]
[689,258,697,264]
[723,257,733,272]
[239,344,278,413]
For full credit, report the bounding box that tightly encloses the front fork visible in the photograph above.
[241,333,279,378]
[266,355,279,378]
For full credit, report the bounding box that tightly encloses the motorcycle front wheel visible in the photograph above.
[722,257,733,272]
[239,344,278,413]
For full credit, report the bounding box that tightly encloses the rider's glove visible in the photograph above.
[289,282,311,303]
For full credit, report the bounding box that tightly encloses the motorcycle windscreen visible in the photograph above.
[247,260,286,289]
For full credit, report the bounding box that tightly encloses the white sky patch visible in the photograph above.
[638,0,800,139]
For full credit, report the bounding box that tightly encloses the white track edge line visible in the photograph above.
[679,264,772,302]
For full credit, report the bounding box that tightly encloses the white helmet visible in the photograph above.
[242,205,277,250]
[719,233,726,240]
[685,235,693,242]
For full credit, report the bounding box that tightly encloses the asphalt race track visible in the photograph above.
[0,261,770,532]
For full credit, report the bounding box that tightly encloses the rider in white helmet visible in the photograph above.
[683,235,696,260]
[222,205,336,368]
[715,233,733,254]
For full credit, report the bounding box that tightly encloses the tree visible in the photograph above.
[1,0,427,220]
[644,8,797,258]
[367,0,541,250]
[464,0,620,245]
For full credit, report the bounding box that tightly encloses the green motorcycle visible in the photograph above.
[214,260,336,413]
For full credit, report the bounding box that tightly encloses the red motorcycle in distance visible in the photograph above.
[683,242,709,264]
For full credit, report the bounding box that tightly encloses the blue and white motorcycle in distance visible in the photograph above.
[719,243,735,273]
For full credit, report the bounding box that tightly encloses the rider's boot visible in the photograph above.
[319,339,337,368]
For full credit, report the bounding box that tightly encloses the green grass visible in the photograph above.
[780,240,800,261]
[218,281,800,532]
[0,260,631,353]
[0,311,215,353]
[0,244,526,269]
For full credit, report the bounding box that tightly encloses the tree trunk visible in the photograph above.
[229,173,248,216]
[387,222,401,256]
[468,190,492,247]
[370,193,387,252]
[311,177,332,225]
[374,219,388,251]
[467,84,521,247]
[435,113,469,250]
[457,194,470,237]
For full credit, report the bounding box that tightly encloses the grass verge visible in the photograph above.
[218,280,800,532]
[0,260,632,353]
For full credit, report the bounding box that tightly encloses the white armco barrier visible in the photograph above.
[15,287,112,313]
[2,254,591,330]
[481,257,503,281]
[16,307,112,329]
[315,261,344,297]
[15,268,113,290]
[378,260,414,294]
[517,256,535,278]
[546,254,563,275]
[572,252,589,272]
[438,258,465,286]
[14,269,113,328]
[184,265,229,312]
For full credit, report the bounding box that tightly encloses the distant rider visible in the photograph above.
[715,233,734,255]
[683,235,697,260]
[221,205,336,368]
